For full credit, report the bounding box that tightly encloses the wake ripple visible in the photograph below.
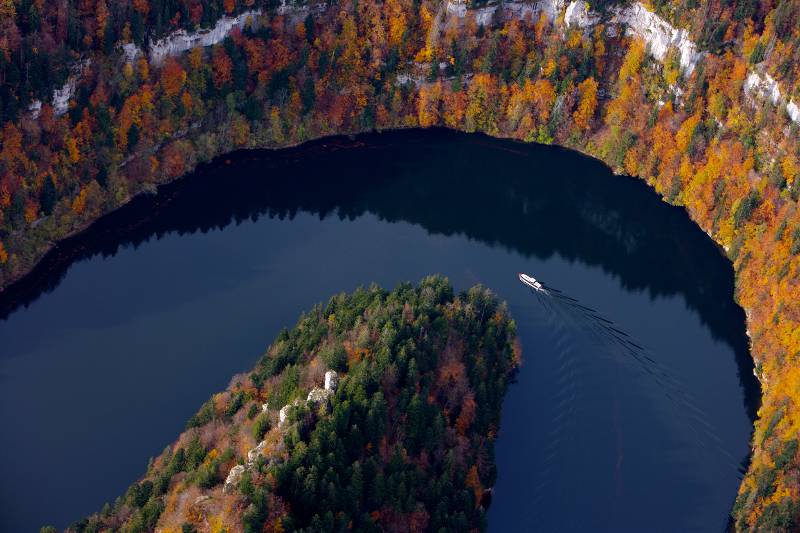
[523,278,740,484]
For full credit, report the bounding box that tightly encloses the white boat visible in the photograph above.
[518,272,547,293]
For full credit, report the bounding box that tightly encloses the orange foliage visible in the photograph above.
[212,48,233,89]
[465,465,482,507]
[161,58,187,97]
[162,143,187,178]
[573,77,598,130]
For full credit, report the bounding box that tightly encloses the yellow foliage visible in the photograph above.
[618,39,645,83]
[679,155,694,186]
[542,58,556,78]
[232,116,251,147]
[530,79,556,122]
[209,514,226,533]
[566,30,582,49]
[419,5,433,34]
[663,61,680,86]
[593,27,606,74]
[414,46,432,63]
[675,113,701,153]
[165,490,180,514]
[782,155,799,188]
[417,82,441,128]
[204,448,219,465]
[573,77,598,130]
[137,57,149,80]
[623,146,640,176]
[65,137,80,164]
[741,22,759,59]
[0,0,16,18]
[188,48,203,71]
[386,0,406,47]
[71,187,88,214]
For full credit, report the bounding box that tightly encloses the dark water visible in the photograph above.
[0,129,757,532]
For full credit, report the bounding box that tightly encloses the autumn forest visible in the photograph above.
[2,0,800,529]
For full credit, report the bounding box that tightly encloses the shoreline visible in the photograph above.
[0,126,762,523]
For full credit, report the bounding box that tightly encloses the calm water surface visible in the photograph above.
[0,130,758,531]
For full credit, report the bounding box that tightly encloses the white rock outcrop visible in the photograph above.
[53,79,77,116]
[279,404,291,426]
[446,0,700,75]
[247,440,267,464]
[788,101,800,123]
[613,2,702,75]
[445,1,468,18]
[535,0,565,22]
[47,59,92,117]
[474,5,496,26]
[564,1,705,74]
[745,71,782,105]
[276,0,321,19]
[225,371,343,494]
[121,42,141,64]
[565,1,599,29]
[149,10,262,65]
[28,100,42,119]
[307,387,334,407]
[324,370,339,392]
[223,464,245,493]
[396,72,424,86]
[743,71,800,124]
[446,0,564,25]
[557,0,800,125]
[278,371,340,425]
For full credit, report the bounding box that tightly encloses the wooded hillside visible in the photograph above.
[2,0,800,529]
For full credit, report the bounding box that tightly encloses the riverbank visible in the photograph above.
[1,131,757,530]
[0,121,778,529]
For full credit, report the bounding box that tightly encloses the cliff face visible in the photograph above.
[2,0,800,529]
[147,10,263,65]
[611,2,703,74]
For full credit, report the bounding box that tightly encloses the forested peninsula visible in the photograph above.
[1,0,800,528]
[43,277,520,532]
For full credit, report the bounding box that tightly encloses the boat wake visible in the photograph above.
[518,273,741,484]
